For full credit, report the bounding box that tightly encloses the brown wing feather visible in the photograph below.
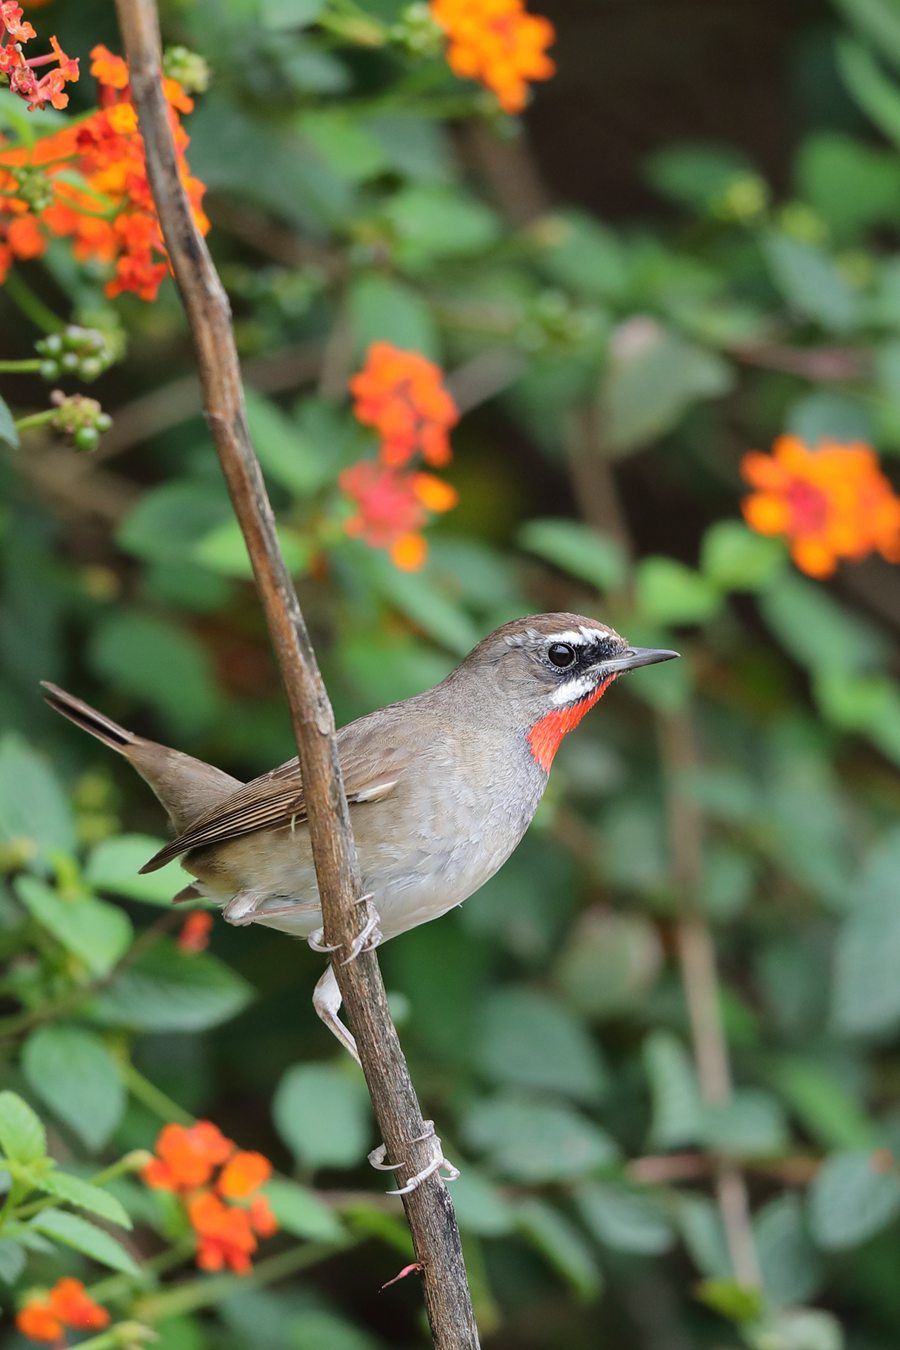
[139,719,406,873]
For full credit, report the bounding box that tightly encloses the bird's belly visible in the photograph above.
[192,757,544,942]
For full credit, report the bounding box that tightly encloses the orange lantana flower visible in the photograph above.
[142,1120,233,1192]
[430,0,555,115]
[350,342,458,469]
[143,1119,279,1275]
[0,3,78,111]
[177,909,213,953]
[0,44,206,300]
[741,435,900,578]
[218,1150,272,1199]
[340,461,458,570]
[17,1279,109,1344]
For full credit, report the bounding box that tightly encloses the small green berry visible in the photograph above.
[39,360,59,381]
[73,426,99,453]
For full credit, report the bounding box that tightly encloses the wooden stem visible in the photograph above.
[113,4,479,1343]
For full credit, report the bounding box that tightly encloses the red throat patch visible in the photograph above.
[527,675,617,773]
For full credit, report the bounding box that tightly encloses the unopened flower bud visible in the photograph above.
[163,44,211,93]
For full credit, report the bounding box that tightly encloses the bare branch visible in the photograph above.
[113,4,479,1343]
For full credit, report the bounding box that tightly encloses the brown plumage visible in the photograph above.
[42,614,677,1061]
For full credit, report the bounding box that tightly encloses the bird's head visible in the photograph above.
[458,613,678,772]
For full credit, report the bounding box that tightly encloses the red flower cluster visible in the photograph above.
[741,435,900,578]
[17,1278,108,1345]
[0,2,78,111]
[430,0,555,114]
[177,909,213,953]
[143,1120,277,1274]
[0,44,207,298]
[344,342,459,569]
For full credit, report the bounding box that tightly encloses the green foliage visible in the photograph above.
[1,0,900,1343]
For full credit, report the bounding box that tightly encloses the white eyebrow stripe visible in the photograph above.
[549,675,596,706]
[546,629,610,647]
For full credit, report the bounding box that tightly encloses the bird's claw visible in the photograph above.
[341,904,382,964]
[308,896,382,962]
[307,927,340,954]
[368,1121,460,1196]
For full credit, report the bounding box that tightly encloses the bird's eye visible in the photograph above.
[547,642,577,669]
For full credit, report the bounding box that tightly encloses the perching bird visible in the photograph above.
[42,614,676,1063]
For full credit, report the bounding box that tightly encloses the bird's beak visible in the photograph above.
[601,646,680,674]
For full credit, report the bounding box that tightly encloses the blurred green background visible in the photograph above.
[2,0,900,1346]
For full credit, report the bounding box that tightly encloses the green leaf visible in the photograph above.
[88,611,222,738]
[538,210,626,301]
[755,1193,822,1308]
[246,391,332,496]
[769,1057,876,1151]
[348,274,439,359]
[87,940,253,1032]
[85,834,190,907]
[260,0,326,29]
[701,1088,789,1158]
[31,1208,139,1274]
[644,144,755,210]
[301,111,388,183]
[0,1091,46,1165]
[833,887,900,1034]
[643,1031,704,1148]
[263,1178,345,1242]
[763,232,862,334]
[759,573,889,676]
[37,1169,131,1229]
[808,1150,900,1249]
[15,876,133,977]
[576,1180,674,1255]
[696,1278,765,1325]
[0,1239,25,1285]
[447,1168,514,1236]
[117,481,232,564]
[796,132,900,241]
[0,395,19,451]
[838,37,900,147]
[555,909,663,1020]
[22,1025,125,1152]
[675,1194,730,1279]
[701,521,785,592]
[194,519,311,580]
[362,551,479,655]
[515,1197,603,1301]
[600,322,732,455]
[385,185,501,269]
[786,389,874,447]
[462,1093,619,1182]
[0,734,76,869]
[752,1309,844,1350]
[635,557,720,625]
[834,0,900,71]
[518,519,627,593]
[273,1064,371,1170]
[476,986,607,1105]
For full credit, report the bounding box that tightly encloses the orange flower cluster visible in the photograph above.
[17,1278,109,1345]
[0,44,207,298]
[0,2,78,111]
[741,435,900,578]
[143,1120,277,1274]
[430,0,555,115]
[177,909,213,953]
[344,342,459,569]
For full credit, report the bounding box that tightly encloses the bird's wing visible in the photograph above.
[139,718,407,874]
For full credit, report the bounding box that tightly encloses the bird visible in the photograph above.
[41,613,677,1065]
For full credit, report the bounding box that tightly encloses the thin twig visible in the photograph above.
[113,5,478,1345]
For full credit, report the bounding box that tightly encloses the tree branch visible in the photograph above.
[113,4,478,1344]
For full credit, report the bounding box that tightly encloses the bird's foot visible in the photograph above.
[307,927,340,954]
[341,900,382,964]
[308,896,382,961]
[368,1121,460,1196]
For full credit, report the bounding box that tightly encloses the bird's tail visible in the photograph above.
[40,681,135,753]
